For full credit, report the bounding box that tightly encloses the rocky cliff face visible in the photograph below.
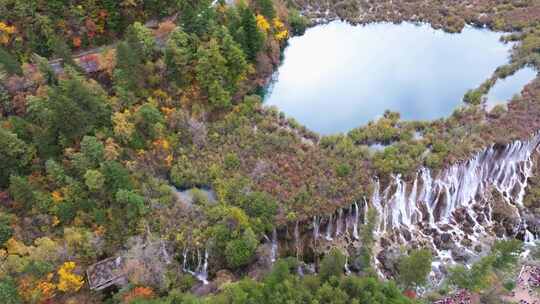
[265,132,540,283]
[179,132,540,286]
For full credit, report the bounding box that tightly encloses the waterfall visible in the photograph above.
[335,209,343,236]
[344,208,350,235]
[371,179,384,234]
[313,216,320,240]
[521,220,538,245]
[325,214,333,240]
[175,134,540,284]
[182,247,210,285]
[388,174,408,229]
[271,228,278,263]
[196,249,209,285]
[369,132,540,274]
[362,197,369,224]
[344,255,351,276]
[295,221,301,259]
[182,249,188,271]
[525,230,537,244]
[353,202,360,240]
[160,241,172,265]
[408,173,420,225]
[256,132,540,281]
[379,134,539,234]
[295,221,304,276]
[419,167,435,226]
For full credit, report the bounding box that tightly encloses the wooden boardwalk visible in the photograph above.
[86,256,127,290]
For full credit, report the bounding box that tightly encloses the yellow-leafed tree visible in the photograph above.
[57,262,84,292]
[0,22,15,45]
[256,15,270,32]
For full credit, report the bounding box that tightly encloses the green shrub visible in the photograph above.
[319,248,346,282]
[288,9,309,36]
[463,89,483,105]
[0,214,13,246]
[0,279,21,304]
[225,228,258,268]
[171,157,208,189]
[503,280,516,291]
[397,248,432,289]
[335,164,351,177]
[224,152,241,170]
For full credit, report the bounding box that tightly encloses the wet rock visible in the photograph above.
[451,246,471,263]
[380,237,391,248]
[377,247,401,276]
[474,245,482,253]
[191,281,217,297]
[434,233,453,250]
[247,244,274,280]
[439,224,453,232]
[476,213,485,223]
[460,237,472,248]
[504,218,521,235]
[401,228,412,242]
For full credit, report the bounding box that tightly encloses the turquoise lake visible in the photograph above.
[265,21,527,134]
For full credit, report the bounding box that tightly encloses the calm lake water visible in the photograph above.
[485,66,537,110]
[265,21,517,134]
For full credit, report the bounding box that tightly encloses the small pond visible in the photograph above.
[265,21,523,134]
[485,66,537,111]
[172,187,217,205]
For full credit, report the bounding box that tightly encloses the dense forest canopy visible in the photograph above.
[1,0,540,303]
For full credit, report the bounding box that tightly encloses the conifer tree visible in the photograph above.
[165,27,195,87]
[236,6,265,61]
[28,68,111,152]
[0,128,34,187]
[196,39,231,109]
[217,27,249,92]
[0,47,21,75]
[114,41,144,106]
[254,0,276,19]
[177,0,215,35]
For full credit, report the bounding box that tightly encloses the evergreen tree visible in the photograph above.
[254,0,276,19]
[225,228,258,268]
[217,27,249,93]
[0,128,34,187]
[0,47,22,75]
[103,0,124,33]
[236,6,265,61]
[491,239,523,270]
[196,39,231,109]
[354,208,377,272]
[0,214,13,246]
[0,278,21,304]
[114,22,155,106]
[28,68,111,151]
[114,41,144,106]
[319,248,346,282]
[165,27,195,87]
[397,248,432,290]
[134,103,165,141]
[177,0,215,35]
[49,35,78,71]
[125,22,156,59]
[32,54,57,86]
